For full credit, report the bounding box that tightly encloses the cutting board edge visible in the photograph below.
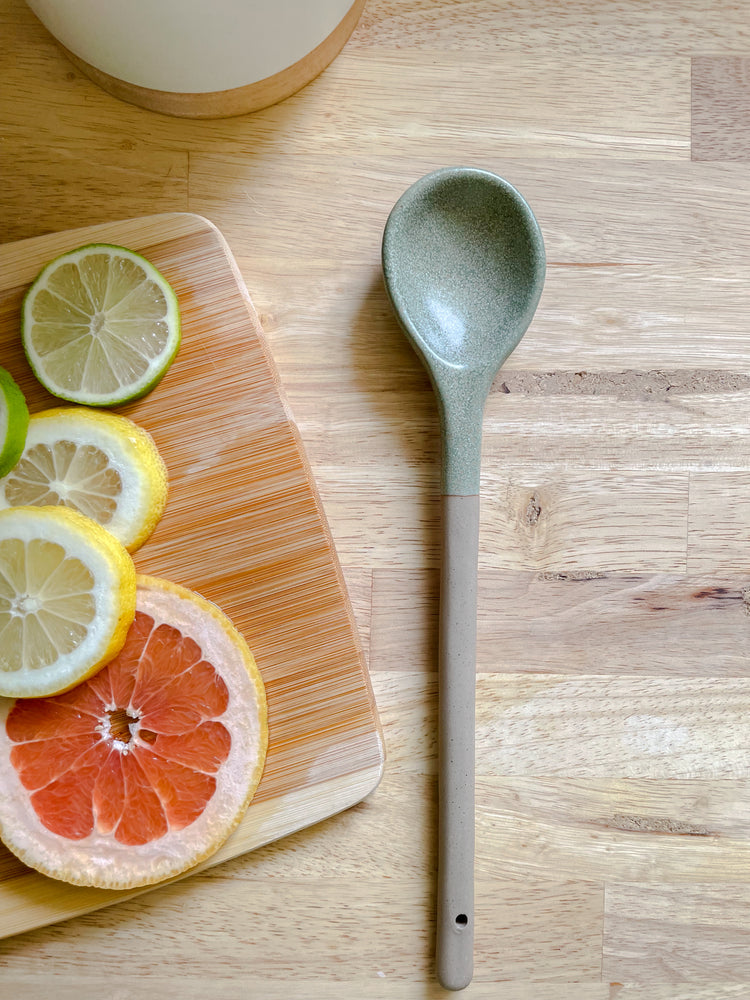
[0,212,385,937]
[0,756,385,940]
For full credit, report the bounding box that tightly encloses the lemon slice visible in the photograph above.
[0,408,168,553]
[0,506,136,698]
[22,244,181,407]
[0,367,30,478]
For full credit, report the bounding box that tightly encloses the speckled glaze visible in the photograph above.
[382,166,546,495]
[382,167,545,991]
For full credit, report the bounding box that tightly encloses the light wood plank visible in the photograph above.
[371,672,750,778]
[370,568,438,672]
[0,870,603,984]
[288,386,750,476]
[301,51,690,159]
[314,469,689,571]
[477,468,689,571]
[688,473,750,571]
[371,570,750,676]
[0,979,612,1000]
[478,776,750,883]
[604,882,750,982]
[476,571,750,675]
[475,675,750,778]
[191,158,750,266]
[611,986,750,999]
[212,769,750,886]
[0,12,689,162]
[354,0,750,56]
[483,390,750,472]
[692,57,750,161]
[247,263,750,402]
[0,146,188,244]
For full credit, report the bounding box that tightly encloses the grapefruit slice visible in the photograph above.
[0,575,268,889]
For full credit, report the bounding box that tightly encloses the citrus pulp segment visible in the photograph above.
[0,407,168,552]
[0,505,136,699]
[22,244,181,407]
[0,575,268,889]
[0,366,30,478]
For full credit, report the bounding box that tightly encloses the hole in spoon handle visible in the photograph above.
[436,493,479,991]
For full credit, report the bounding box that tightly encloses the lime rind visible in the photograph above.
[0,367,30,478]
[21,244,181,408]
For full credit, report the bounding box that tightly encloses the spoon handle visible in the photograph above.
[436,492,479,991]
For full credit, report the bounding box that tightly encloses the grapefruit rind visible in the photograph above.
[0,407,169,552]
[0,505,136,699]
[0,575,268,890]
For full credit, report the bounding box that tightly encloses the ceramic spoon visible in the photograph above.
[382,167,545,991]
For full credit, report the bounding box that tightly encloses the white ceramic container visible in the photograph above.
[26,0,365,117]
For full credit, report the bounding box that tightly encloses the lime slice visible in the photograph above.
[0,367,30,478]
[0,407,168,552]
[0,505,137,698]
[22,244,181,407]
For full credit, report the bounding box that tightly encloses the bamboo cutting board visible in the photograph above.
[0,213,384,937]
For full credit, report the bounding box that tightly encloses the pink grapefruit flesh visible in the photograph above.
[0,575,267,889]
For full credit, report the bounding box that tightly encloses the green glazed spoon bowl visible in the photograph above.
[382,167,545,991]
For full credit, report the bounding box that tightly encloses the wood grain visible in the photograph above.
[477,776,750,884]
[371,570,750,677]
[0,981,612,1000]
[373,671,750,779]
[611,988,750,999]
[4,0,750,995]
[0,213,383,936]
[692,57,750,161]
[604,882,750,982]
[0,145,188,245]
[352,1,750,56]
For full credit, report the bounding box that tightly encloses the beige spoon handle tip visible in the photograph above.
[436,493,479,991]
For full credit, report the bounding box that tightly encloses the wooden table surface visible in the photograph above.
[3,1,750,996]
